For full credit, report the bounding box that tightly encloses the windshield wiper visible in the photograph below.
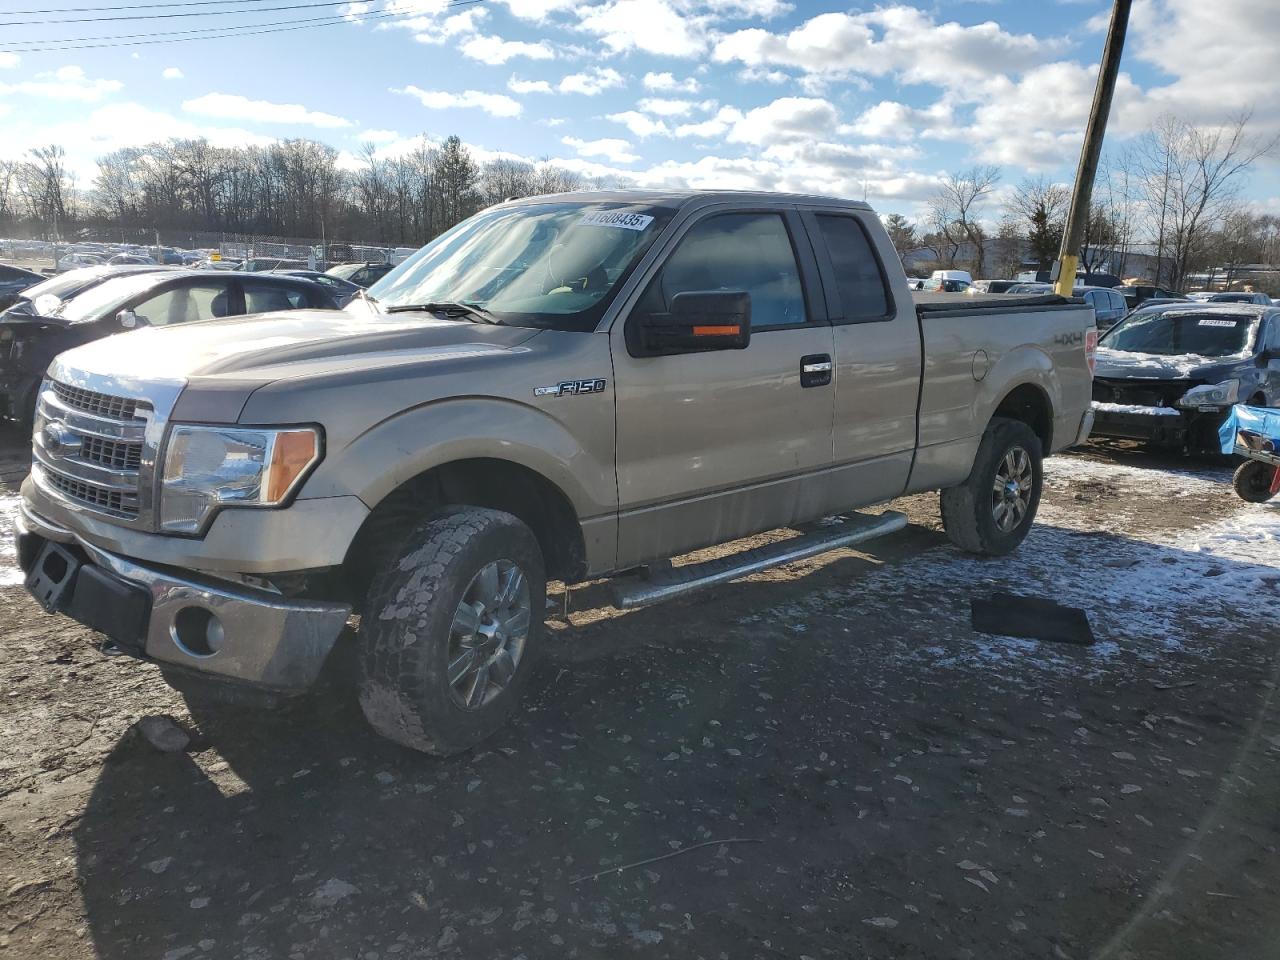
[356,287,378,306]
[385,300,501,324]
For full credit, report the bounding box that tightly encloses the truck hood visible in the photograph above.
[1093,347,1246,382]
[54,308,543,382]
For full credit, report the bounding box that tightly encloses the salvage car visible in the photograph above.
[1207,291,1272,305]
[0,270,337,424]
[1091,303,1279,452]
[2,264,174,319]
[280,269,363,306]
[0,264,44,310]
[1075,286,1128,330]
[17,190,1095,755]
[326,261,394,287]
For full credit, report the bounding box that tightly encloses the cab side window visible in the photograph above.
[244,281,308,313]
[814,215,890,321]
[636,213,807,329]
[132,282,231,326]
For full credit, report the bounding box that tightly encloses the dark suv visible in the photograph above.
[326,261,394,287]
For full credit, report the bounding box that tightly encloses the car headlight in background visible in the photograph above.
[1175,379,1240,411]
[160,425,322,533]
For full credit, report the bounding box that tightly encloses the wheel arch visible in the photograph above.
[990,381,1054,452]
[344,456,588,596]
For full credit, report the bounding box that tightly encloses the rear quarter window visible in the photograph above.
[814,215,891,322]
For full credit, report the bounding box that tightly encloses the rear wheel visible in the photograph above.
[940,417,1043,556]
[1233,460,1279,503]
[357,507,545,755]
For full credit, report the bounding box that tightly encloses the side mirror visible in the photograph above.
[117,309,140,329]
[634,290,751,356]
[1258,348,1280,364]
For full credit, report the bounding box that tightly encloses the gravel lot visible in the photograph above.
[2,432,1279,960]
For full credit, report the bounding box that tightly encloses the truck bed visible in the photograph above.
[913,291,1076,314]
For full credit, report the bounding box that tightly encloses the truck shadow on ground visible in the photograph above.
[69,516,1280,960]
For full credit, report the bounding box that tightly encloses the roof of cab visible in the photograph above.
[498,188,873,212]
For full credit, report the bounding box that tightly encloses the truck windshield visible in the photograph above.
[1100,309,1258,358]
[367,201,675,332]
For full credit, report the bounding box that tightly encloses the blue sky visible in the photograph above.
[1,0,1277,221]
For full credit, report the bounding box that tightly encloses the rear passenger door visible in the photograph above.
[804,209,921,506]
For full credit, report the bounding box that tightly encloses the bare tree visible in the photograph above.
[927,166,1000,276]
[1009,176,1068,272]
[15,145,70,238]
[1136,113,1277,289]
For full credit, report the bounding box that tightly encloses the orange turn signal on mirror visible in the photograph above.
[265,429,319,502]
[693,324,740,336]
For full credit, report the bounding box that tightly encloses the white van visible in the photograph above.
[924,269,972,293]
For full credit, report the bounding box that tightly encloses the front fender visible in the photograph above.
[300,396,617,521]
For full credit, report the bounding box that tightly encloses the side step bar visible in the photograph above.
[610,510,908,610]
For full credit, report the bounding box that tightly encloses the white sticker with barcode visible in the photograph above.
[1198,318,1237,327]
[578,211,654,231]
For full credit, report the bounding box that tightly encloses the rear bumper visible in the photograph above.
[18,503,351,693]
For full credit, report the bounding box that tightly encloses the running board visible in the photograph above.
[610,510,908,610]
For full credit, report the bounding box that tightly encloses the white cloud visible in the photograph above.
[713,6,1051,87]
[577,0,706,57]
[459,34,555,63]
[557,66,625,96]
[359,128,402,143]
[393,85,522,117]
[183,92,352,128]
[382,5,488,42]
[674,106,743,139]
[636,97,713,117]
[161,67,184,80]
[0,54,21,70]
[607,110,671,138]
[0,66,122,103]
[726,96,839,145]
[850,99,958,141]
[0,102,276,183]
[508,76,553,94]
[492,0,577,20]
[642,71,699,93]
[562,135,639,164]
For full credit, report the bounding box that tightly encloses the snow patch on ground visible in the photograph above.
[744,455,1278,685]
[0,494,23,586]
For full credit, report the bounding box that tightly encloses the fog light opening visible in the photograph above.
[170,606,225,658]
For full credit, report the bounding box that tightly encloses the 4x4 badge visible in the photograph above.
[534,379,607,398]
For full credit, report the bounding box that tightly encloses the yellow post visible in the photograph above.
[1055,254,1078,298]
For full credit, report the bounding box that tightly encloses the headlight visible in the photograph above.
[1175,379,1240,410]
[160,425,322,533]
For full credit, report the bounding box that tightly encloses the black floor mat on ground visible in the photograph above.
[971,592,1095,646]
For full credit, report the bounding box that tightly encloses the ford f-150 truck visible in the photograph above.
[17,191,1096,755]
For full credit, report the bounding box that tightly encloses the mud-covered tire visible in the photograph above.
[357,507,546,756]
[1233,460,1278,503]
[940,417,1043,556]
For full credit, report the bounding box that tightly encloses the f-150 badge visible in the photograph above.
[534,379,607,398]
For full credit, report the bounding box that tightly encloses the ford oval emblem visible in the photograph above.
[42,423,81,457]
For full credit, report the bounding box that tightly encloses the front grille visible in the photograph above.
[1092,378,1199,408]
[80,435,143,470]
[37,378,149,523]
[44,470,138,516]
[52,381,141,421]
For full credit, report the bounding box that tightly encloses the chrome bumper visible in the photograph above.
[18,503,351,692]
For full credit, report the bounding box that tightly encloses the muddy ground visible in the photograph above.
[2,432,1279,960]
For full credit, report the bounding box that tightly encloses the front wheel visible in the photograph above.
[940,417,1044,556]
[357,507,546,756]
[1233,460,1279,503]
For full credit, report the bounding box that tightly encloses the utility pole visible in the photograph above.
[1053,0,1132,297]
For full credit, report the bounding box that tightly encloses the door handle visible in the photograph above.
[800,354,832,388]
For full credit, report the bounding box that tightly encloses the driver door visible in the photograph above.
[610,208,836,568]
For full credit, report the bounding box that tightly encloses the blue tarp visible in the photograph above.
[1219,404,1280,454]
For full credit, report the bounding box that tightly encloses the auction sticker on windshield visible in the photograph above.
[578,211,654,231]
[1198,318,1239,327]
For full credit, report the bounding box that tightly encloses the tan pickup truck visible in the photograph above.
[18,190,1096,754]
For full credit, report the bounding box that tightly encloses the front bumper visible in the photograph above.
[1089,403,1227,452]
[18,503,351,692]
